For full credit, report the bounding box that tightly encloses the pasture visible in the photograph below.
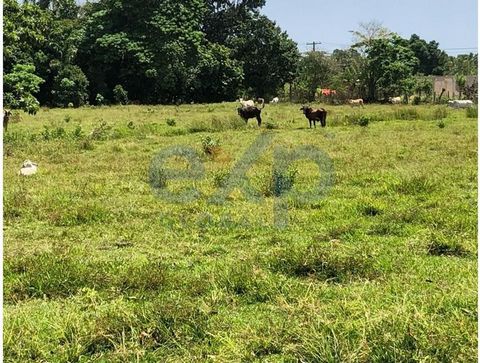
[3,102,478,362]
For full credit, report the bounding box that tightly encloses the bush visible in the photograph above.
[412,95,421,105]
[262,166,298,197]
[3,64,44,115]
[166,118,176,126]
[345,114,370,126]
[51,65,89,107]
[95,93,105,106]
[437,120,445,129]
[113,84,129,105]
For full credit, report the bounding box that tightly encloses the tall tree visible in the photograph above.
[227,14,299,98]
[407,34,448,75]
[362,35,418,100]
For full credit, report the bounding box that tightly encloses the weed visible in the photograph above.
[89,121,112,140]
[201,135,220,156]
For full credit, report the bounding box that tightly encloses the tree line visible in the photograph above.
[4,1,478,113]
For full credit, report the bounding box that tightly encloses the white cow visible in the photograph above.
[447,100,474,109]
[19,160,38,176]
[348,98,364,107]
[271,97,279,104]
[239,98,255,107]
[389,96,402,104]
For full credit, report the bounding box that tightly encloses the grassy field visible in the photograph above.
[3,102,478,362]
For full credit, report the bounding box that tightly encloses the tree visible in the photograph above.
[227,14,299,98]
[202,0,266,44]
[51,65,89,107]
[330,48,366,100]
[407,34,448,75]
[350,20,392,49]
[295,51,332,101]
[192,43,244,102]
[362,35,418,100]
[445,53,478,76]
[78,0,219,103]
[37,0,79,19]
[4,64,45,114]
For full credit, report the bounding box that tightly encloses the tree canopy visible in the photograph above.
[3,5,477,108]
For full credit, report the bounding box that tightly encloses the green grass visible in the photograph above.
[3,102,477,362]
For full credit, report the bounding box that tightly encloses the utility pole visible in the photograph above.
[306,41,322,52]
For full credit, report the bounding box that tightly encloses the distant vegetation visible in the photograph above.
[4,1,478,111]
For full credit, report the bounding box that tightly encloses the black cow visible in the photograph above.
[300,106,327,128]
[237,103,264,127]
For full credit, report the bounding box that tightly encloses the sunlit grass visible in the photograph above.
[3,102,477,362]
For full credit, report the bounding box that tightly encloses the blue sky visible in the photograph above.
[260,0,478,55]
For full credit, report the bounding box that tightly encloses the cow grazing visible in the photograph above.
[348,98,364,107]
[300,106,327,128]
[271,97,279,104]
[237,102,265,126]
[448,100,474,109]
[3,109,12,132]
[19,160,38,176]
[389,96,402,104]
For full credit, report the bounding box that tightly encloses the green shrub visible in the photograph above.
[52,65,89,107]
[41,126,66,140]
[166,118,176,126]
[261,166,298,197]
[345,114,370,126]
[95,93,105,105]
[437,120,445,128]
[113,84,129,105]
[71,125,84,139]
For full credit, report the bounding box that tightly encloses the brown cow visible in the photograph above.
[300,106,327,128]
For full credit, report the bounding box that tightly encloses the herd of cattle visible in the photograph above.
[235,96,476,128]
[2,97,476,132]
